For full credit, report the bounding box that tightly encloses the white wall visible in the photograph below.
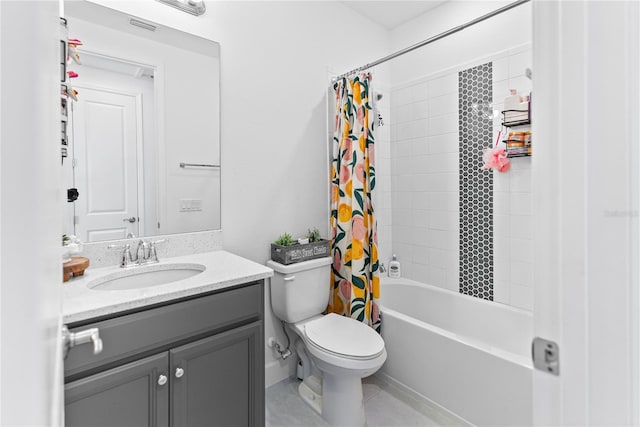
[381,1,533,310]
[85,0,391,385]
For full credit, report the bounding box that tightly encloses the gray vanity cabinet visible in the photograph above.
[65,353,169,427]
[171,322,262,426]
[64,282,265,427]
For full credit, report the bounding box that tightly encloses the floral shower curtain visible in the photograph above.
[328,72,381,333]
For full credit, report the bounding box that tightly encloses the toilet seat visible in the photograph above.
[304,313,385,360]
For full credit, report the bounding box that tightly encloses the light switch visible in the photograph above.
[179,199,203,212]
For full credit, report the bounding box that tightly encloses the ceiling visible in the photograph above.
[340,1,448,30]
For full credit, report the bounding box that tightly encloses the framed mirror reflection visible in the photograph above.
[62,1,221,243]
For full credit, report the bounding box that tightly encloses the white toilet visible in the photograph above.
[267,257,386,427]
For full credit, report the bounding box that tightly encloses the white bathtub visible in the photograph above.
[379,277,533,426]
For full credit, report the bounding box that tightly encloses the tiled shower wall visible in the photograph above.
[383,45,533,311]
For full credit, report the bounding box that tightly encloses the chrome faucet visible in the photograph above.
[379,262,386,274]
[108,239,165,268]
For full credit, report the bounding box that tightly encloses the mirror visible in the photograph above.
[62,1,221,243]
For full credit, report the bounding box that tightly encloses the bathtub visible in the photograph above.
[379,277,533,426]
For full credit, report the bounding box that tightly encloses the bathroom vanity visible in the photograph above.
[63,250,273,427]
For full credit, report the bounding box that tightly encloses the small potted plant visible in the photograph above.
[270,228,330,265]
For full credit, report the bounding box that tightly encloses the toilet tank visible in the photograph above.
[267,257,332,323]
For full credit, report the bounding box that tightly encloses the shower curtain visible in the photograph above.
[328,72,381,332]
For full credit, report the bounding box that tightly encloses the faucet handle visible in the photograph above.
[379,262,386,273]
[107,243,134,267]
[148,239,165,263]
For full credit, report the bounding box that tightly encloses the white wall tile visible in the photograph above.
[493,79,510,105]
[428,132,459,154]
[412,209,429,228]
[413,192,431,210]
[510,215,532,239]
[509,237,533,262]
[510,192,532,215]
[510,284,533,311]
[508,50,531,78]
[428,266,447,288]
[492,57,509,82]
[428,92,458,115]
[511,260,533,287]
[393,209,413,226]
[430,210,457,231]
[493,280,510,304]
[410,263,430,284]
[428,112,458,136]
[428,73,458,98]
[412,137,429,156]
[494,192,510,215]
[429,191,458,212]
[412,244,430,265]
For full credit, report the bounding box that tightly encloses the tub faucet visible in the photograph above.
[379,263,386,274]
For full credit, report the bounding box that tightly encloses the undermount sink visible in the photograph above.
[88,263,206,291]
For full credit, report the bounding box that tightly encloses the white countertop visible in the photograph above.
[63,250,273,324]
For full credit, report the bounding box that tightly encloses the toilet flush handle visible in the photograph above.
[283,275,296,282]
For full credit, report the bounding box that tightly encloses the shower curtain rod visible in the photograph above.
[332,0,530,82]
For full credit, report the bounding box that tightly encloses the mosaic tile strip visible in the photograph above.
[458,62,493,301]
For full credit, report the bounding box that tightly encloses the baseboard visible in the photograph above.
[265,356,298,388]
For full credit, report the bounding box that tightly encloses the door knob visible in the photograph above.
[62,325,103,359]
[158,375,168,386]
[123,217,137,223]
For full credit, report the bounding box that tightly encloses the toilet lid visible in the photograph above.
[304,313,385,359]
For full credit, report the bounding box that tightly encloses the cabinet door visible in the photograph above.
[170,321,264,427]
[65,353,169,427]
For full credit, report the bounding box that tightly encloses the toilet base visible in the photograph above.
[322,373,365,427]
[298,376,322,416]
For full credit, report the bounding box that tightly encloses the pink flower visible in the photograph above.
[354,163,365,183]
[368,146,375,167]
[333,251,342,271]
[342,138,353,161]
[340,280,351,299]
[352,215,365,240]
[357,106,364,127]
[482,147,510,173]
[372,301,380,323]
[339,164,351,184]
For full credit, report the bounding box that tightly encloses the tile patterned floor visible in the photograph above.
[266,374,469,427]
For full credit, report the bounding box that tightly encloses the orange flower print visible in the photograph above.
[353,81,362,104]
[338,203,351,223]
[351,239,364,260]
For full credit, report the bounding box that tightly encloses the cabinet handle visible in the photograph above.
[61,325,103,359]
[283,275,296,282]
[158,375,168,386]
[175,367,184,378]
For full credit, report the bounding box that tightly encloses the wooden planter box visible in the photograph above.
[270,239,330,265]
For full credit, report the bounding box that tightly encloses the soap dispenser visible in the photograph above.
[388,254,401,278]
